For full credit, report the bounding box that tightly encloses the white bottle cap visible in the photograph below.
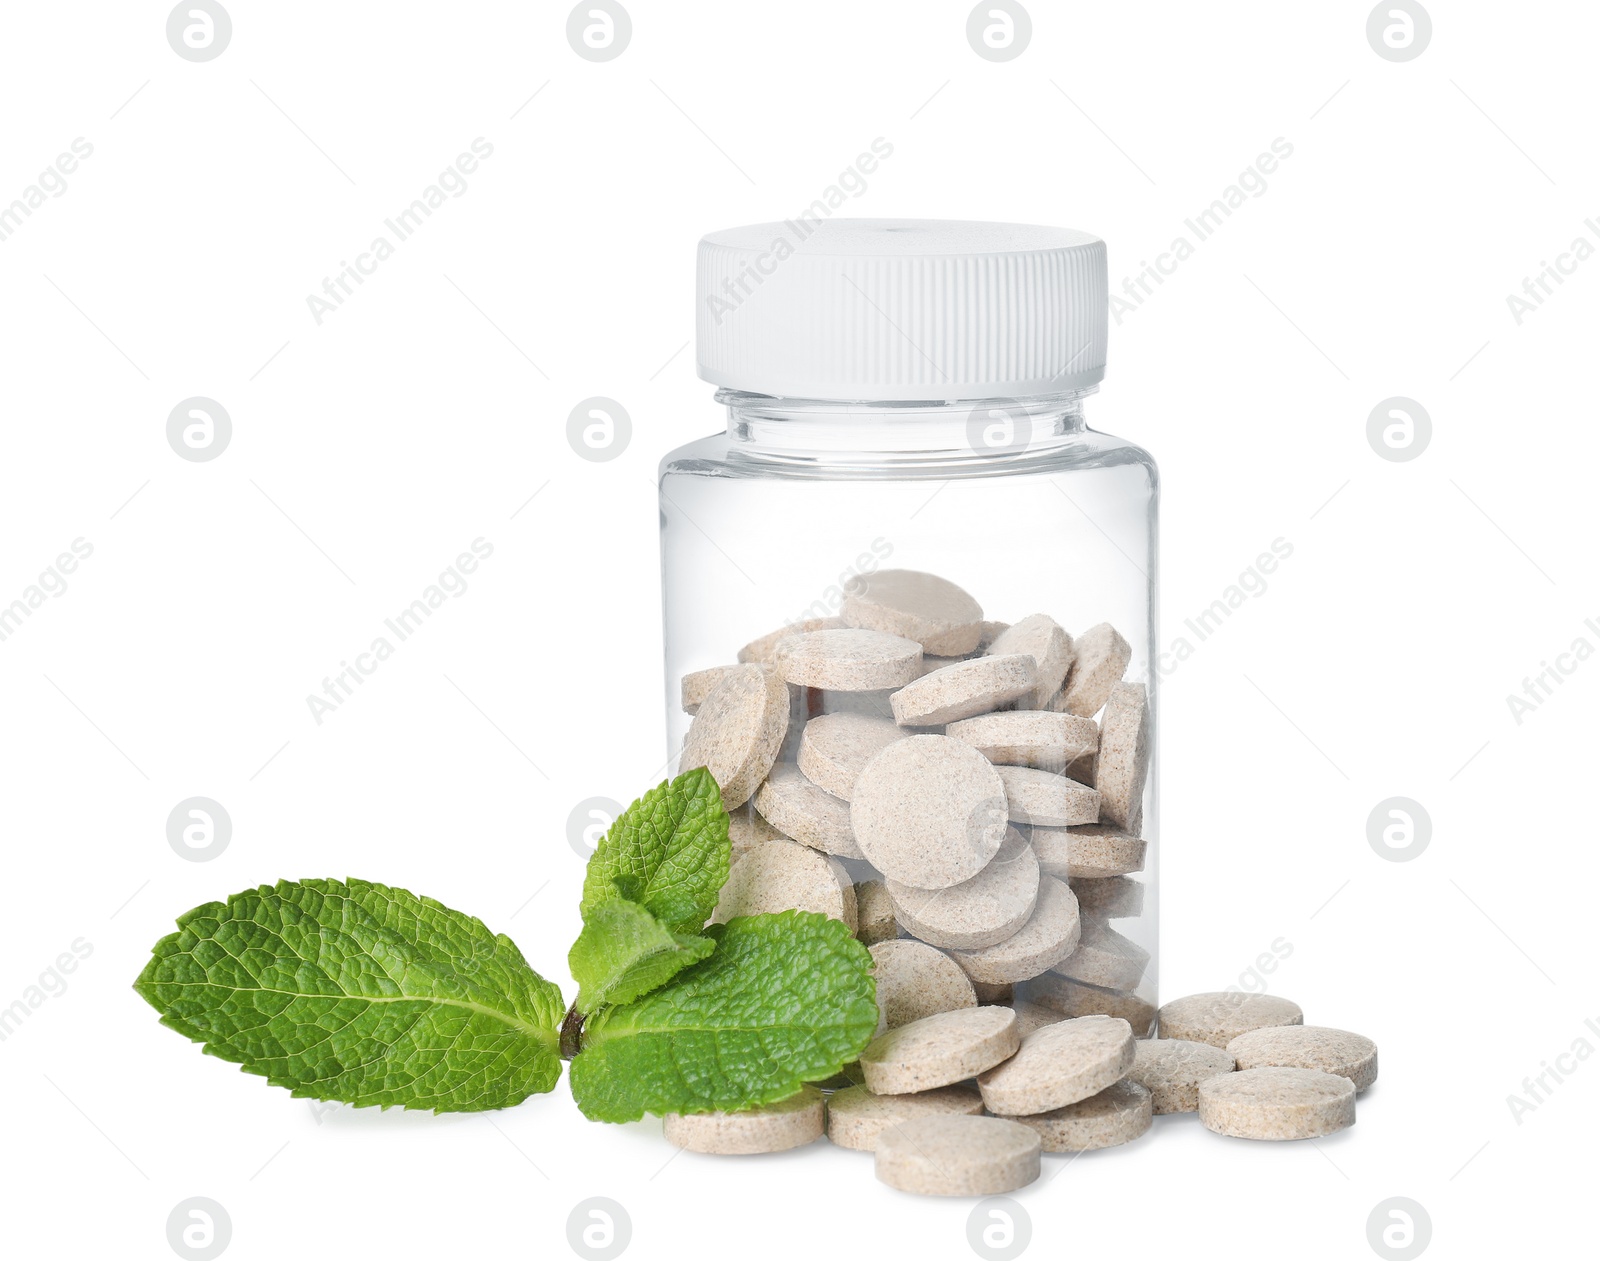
[696,219,1107,402]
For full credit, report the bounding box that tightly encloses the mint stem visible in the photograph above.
[559,1002,586,1060]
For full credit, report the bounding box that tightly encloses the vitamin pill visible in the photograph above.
[797,712,907,801]
[978,1014,1136,1116]
[996,765,1101,827]
[775,628,923,691]
[886,828,1040,950]
[711,838,857,932]
[850,735,1009,889]
[888,654,1038,726]
[664,1085,825,1154]
[1095,682,1149,834]
[868,939,978,1033]
[1053,918,1151,992]
[1009,999,1067,1038]
[841,569,984,656]
[1012,1078,1153,1153]
[1226,1026,1378,1092]
[875,1114,1041,1197]
[859,1005,1020,1095]
[987,614,1074,708]
[824,1084,984,1152]
[753,764,864,859]
[1198,1067,1355,1141]
[1058,622,1131,717]
[1032,822,1146,879]
[726,805,788,854]
[1029,975,1156,1037]
[1156,992,1304,1049]
[949,875,1082,985]
[1069,875,1144,919]
[680,663,792,809]
[854,880,899,946]
[681,664,741,715]
[944,710,1099,773]
[1127,1039,1237,1114]
[738,617,844,665]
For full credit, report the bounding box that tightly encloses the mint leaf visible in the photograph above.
[581,768,729,935]
[134,878,564,1112]
[569,911,877,1122]
[569,897,715,1012]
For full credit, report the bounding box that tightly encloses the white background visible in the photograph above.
[1,2,1595,1259]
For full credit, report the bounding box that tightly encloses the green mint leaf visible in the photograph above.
[580,768,729,935]
[134,878,565,1112]
[569,897,715,1012]
[568,910,877,1122]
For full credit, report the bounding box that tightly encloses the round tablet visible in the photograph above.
[886,828,1039,950]
[841,569,984,656]
[978,1014,1136,1116]
[1012,1078,1153,1153]
[859,1006,1020,1095]
[1028,975,1156,1036]
[681,664,742,715]
[711,839,857,932]
[1053,918,1151,992]
[738,616,844,664]
[664,1086,825,1154]
[945,710,1099,772]
[1069,876,1144,919]
[1128,1039,1237,1114]
[1032,823,1146,879]
[850,736,1009,890]
[1057,622,1131,718]
[1226,1026,1379,1092]
[997,765,1101,827]
[889,654,1038,726]
[987,614,1074,709]
[875,1115,1041,1197]
[949,875,1082,985]
[1158,992,1304,1048]
[1198,1067,1355,1141]
[775,628,923,691]
[868,939,977,1033]
[824,1084,984,1152]
[680,663,791,809]
[753,764,864,859]
[1096,682,1149,833]
[854,880,899,946]
[797,712,908,801]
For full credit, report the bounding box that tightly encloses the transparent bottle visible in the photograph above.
[659,220,1158,1032]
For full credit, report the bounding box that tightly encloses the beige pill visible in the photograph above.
[859,1006,1020,1095]
[738,617,844,665]
[1032,822,1146,879]
[1096,682,1149,834]
[680,663,792,809]
[949,875,1081,985]
[876,1114,1041,1197]
[727,804,788,853]
[850,735,1009,890]
[886,828,1039,950]
[798,712,908,801]
[944,710,1099,773]
[1053,918,1151,992]
[1028,975,1156,1037]
[1010,999,1067,1038]
[753,764,864,859]
[997,765,1101,827]
[1226,1026,1379,1092]
[681,664,741,715]
[971,981,1014,1005]
[1058,622,1131,717]
[664,1086,825,1154]
[854,881,899,946]
[825,1084,984,1152]
[987,614,1074,708]
[841,569,984,656]
[868,939,977,1033]
[775,628,923,691]
[1157,992,1304,1048]
[1012,1078,1153,1153]
[711,838,857,932]
[1198,1067,1355,1141]
[977,1014,1135,1116]
[1069,876,1144,919]
[889,654,1037,726]
[1128,1039,1237,1114]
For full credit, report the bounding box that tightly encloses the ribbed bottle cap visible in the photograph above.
[696,219,1107,402]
